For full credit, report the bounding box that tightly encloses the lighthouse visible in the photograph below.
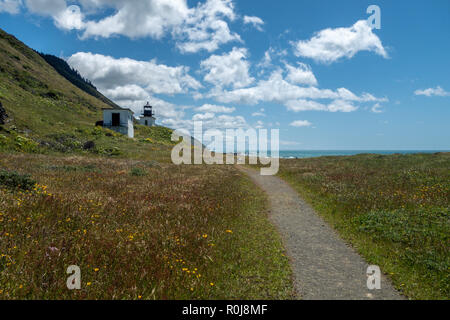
[138,101,156,127]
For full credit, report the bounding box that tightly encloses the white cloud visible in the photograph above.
[173,0,241,53]
[25,0,85,30]
[243,15,264,31]
[0,0,22,14]
[169,113,248,131]
[194,104,235,113]
[292,20,388,64]
[68,52,201,95]
[67,52,202,125]
[200,47,254,89]
[206,69,384,110]
[252,108,266,117]
[371,103,384,113]
[327,99,358,112]
[22,0,240,53]
[285,62,318,86]
[290,120,312,127]
[414,86,450,97]
[55,5,84,30]
[193,112,215,121]
[286,99,358,113]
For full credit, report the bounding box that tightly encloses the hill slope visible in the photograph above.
[0,28,111,134]
[0,28,175,159]
[38,53,119,109]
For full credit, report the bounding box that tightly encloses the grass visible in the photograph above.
[277,152,449,300]
[0,153,294,300]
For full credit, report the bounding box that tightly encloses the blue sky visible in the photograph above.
[1,0,449,150]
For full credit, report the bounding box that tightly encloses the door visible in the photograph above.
[112,113,120,126]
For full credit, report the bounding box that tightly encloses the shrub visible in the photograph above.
[0,169,36,191]
[83,140,95,150]
[130,167,147,177]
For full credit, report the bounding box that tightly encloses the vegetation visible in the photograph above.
[0,28,294,300]
[0,169,36,191]
[38,53,119,109]
[0,154,294,299]
[277,153,450,300]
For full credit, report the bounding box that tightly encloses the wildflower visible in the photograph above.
[19,285,23,289]
[87,282,92,286]
[138,295,142,299]
[226,230,233,233]
[202,234,208,239]
[210,282,214,286]
[94,268,99,272]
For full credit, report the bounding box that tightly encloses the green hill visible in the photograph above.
[0,28,175,159]
[38,52,119,109]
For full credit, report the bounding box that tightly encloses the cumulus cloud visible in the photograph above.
[68,52,201,95]
[285,62,318,86]
[290,120,312,127]
[200,47,254,89]
[173,0,241,53]
[67,52,203,125]
[206,69,384,110]
[193,112,215,121]
[293,20,388,64]
[0,0,22,14]
[21,0,241,53]
[243,15,264,31]
[194,104,235,113]
[286,99,357,113]
[163,113,248,131]
[414,86,450,97]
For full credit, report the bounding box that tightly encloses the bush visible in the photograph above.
[130,167,147,177]
[0,169,36,191]
[83,140,95,150]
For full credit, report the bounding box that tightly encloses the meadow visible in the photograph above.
[0,153,294,299]
[278,152,449,300]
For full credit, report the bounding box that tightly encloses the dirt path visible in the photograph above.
[238,166,404,300]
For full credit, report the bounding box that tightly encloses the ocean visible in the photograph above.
[278,150,448,159]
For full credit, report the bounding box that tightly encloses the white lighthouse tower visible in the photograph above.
[138,101,156,127]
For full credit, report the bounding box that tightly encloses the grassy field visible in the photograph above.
[277,153,449,300]
[0,153,294,300]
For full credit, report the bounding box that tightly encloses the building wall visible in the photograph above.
[138,116,156,127]
[103,110,134,138]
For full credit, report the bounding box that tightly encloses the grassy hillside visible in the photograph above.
[0,28,295,300]
[277,153,450,300]
[0,28,177,160]
[38,53,119,109]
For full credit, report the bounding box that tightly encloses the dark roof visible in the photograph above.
[102,108,134,114]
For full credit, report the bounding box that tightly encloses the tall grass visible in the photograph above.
[278,153,449,300]
[0,153,294,300]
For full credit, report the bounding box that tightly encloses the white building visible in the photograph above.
[102,108,134,138]
[138,102,156,127]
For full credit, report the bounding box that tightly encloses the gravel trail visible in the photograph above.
[238,166,404,300]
